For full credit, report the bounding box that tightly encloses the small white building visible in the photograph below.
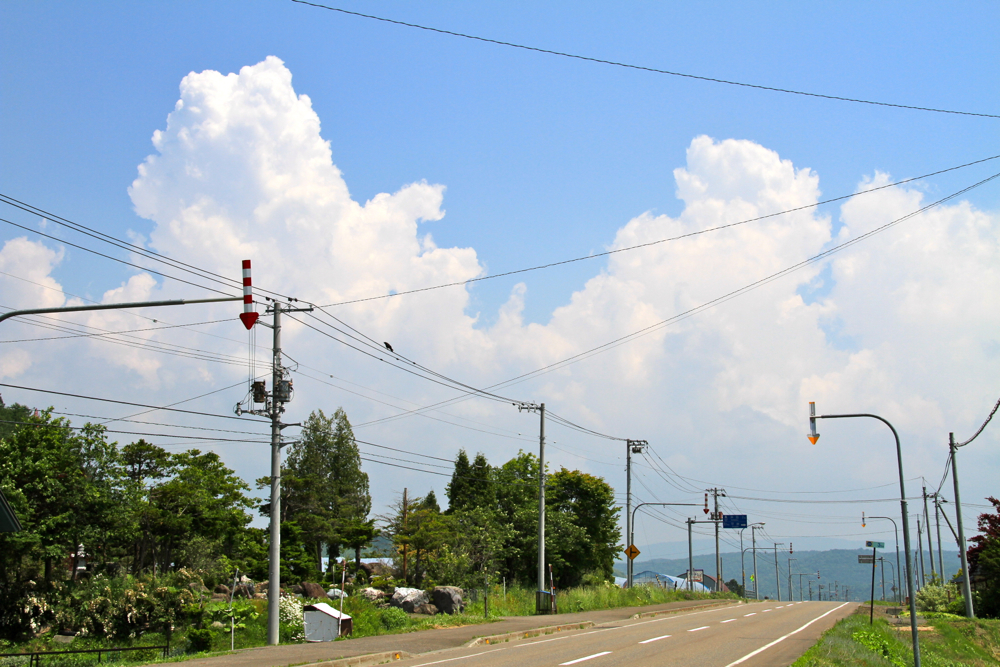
[303,602,352,642]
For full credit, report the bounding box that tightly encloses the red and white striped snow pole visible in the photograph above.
[239,260,259,329]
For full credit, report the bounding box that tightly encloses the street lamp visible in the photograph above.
[808,401,921,667]
[863,512,903,604]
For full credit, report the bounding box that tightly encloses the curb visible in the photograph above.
[296,650,413,667]
[465,622,595,647]
[630,600,741,620]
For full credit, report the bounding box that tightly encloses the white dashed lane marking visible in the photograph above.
[689,626,710,632]
[560,652,611,665]
[638,634,671,644]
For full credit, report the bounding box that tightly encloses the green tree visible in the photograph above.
[446,451,495,513]
[547,468,621,586]
[968,496,1000,618]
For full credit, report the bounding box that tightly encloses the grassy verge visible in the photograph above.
[0,584,731,666]
[791,609,1000,666]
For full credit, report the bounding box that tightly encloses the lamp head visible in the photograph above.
[808,401,820,444]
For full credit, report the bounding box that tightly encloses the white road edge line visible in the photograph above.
[560,651,611,665]
[689,626,710,632]
[723,602,851,667]
[639,634,671,644]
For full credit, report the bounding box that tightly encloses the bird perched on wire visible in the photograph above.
[384,342,394,353]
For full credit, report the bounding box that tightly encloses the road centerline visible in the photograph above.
[560,651,611,665]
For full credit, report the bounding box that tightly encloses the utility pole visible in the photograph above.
[625,440,647,588]
[708,488,725,594]
[752,525,761,600]
[923,485,937,582]
[808,580,812,601]
[878,557,886,601]
[950,432,976,617]
[933,494,944,580]
[518,402,547,613]
[772,543,784,601]
[402,488,408,585]
[917,517,926,587]
[236,276,313,646]
[235,264,293,647]
[788,557,796,602]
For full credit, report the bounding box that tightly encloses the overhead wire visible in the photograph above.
[291,1,1000,120]
[0,382,269,423]
[315,155,1000,308]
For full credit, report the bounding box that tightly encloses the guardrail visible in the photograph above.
[0,643,169,666]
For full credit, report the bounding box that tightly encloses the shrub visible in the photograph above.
[380,607,409,630]
[187,628,213,653]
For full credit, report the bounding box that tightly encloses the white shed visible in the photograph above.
[303,602,352,642]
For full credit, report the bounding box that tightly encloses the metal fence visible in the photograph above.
[0,644,169,667]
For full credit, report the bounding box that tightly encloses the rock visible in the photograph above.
[291,584,304,595]
[359,587,387,603]
[414,603,439,615]
[391,587,429,613]
[53,634,74,644]
[301,582,327,599]
[210,593,228,602]
[214,584,231,596]
[327,588,348,600]
[233,584,255,599]
[432,586,465,615]
[210,621,225,629]
[359,561,392,578]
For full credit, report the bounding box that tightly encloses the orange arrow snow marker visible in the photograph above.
[807,435,820,445]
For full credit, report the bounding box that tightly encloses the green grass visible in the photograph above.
[792,609,1000,667]
[0,584,730,666]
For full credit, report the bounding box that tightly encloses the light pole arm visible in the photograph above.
[0,296,242,324]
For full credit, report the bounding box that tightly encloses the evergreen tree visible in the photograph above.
[445,449,473,513]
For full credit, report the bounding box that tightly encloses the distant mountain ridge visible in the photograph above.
[616,547,959,601]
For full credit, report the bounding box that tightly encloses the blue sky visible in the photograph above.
[1,1,998,555]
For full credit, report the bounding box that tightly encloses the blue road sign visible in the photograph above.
[723,514,748,529]
[865,541,885,549]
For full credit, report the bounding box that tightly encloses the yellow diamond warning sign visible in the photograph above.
[624,544,640,560]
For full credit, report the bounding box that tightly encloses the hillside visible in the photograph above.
[618,547,959,601]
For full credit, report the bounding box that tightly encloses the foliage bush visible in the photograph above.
[380,606,409,630]
[186,628,213,653]
[916,579,960,613]
[278,594,304,642]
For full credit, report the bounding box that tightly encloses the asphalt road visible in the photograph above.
[392,601,855,667]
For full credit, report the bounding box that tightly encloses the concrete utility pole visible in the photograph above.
[917,516,926,587]
[808,580,812,600]
[708,488,725,595]
[517,402,547,612]
[950,432,976,617]
[752,525,761,600]
[788,557,796,602]
[934,494,944,580]
[402,488,409,584]
[625,440,647,588]
[923,485,937,581]
[686,517,717,592]
[244,298,313,646]
[772,543,784,601]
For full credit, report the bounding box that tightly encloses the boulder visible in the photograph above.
[233,584,254,599]
[214,584,231,596]
[414,603,439,615]
[327,588,348,600]
[359,561,392,578]
[390,587,429,613]
[359,587,387,603]
[301,582,327,599]
[291,584,304,595]
[432,586,465,615]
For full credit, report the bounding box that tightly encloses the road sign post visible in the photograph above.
[865,542,883,625]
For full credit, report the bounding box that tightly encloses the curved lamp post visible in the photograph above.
[808,401,921,667]
[863,513,903,604]
[739,522,764,598]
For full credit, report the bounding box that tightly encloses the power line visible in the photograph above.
[0,194,293,302]
[480,170,1000,389]
[291,1,1000,120]
[0,215,236,297]
[0,382,268,423]
[317,155,1000,307]
[0,418,270,444]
